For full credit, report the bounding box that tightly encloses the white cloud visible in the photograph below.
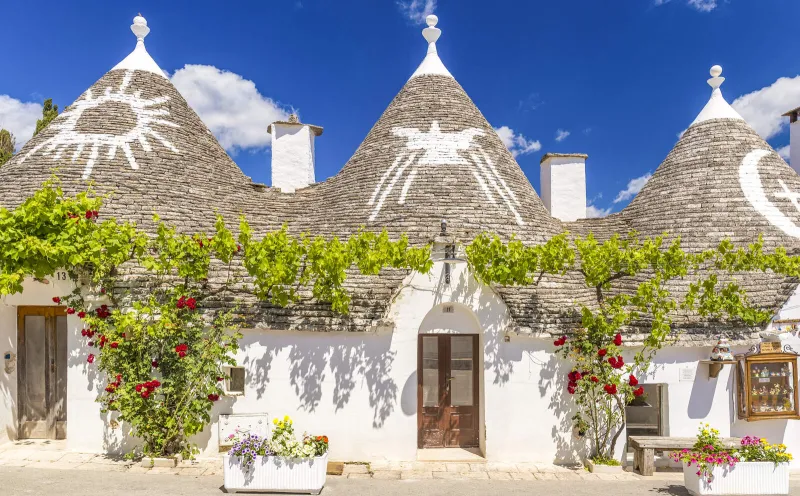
[778,145,790,162]
[687,0,717,11]
[555,129,570,142]
[613,172,652,204]
[732,76,800,141]
[396,0,436,23]
[170,64,291,152]
[586,204,612,218]
[0,95,42,151]
[494,126,542,158]
[654,0,718,11]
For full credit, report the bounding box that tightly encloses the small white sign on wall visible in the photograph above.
[679,367,696,382]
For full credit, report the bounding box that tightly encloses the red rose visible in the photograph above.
[115,374,122,381]
[598,348,607,357]
[78,311,86,319]
[608,357,617,368]
[85,211,93,219]
[629,375,639,387]
[634,387,644,397]
[151,360,159,368]
[52,297,61,303]
[135,384,143,392]
[88,341,94,346]
[613,356,625,369]
[186,298,197,310]
[152,380,161,387]
[66,307,76,315]
[81,329,87,337]
[105,386,115,393]
[208,394,219,402]
[87,354,95,364]
[92,210,99,218]
[613,333,623,346]
[110,342,119,349]
[236,244,242,252]
[100,288,106,294]
[590,376,599,383]
[603,384,617,395]
[216,377,223,382]
[141,391,149,399]
[567,385,576,395]
[179,351,187,358]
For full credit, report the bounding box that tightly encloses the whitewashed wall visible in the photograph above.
[2,269,800,468]
[271,124,315,193]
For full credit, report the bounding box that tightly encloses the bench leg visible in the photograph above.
[640,448,655,476]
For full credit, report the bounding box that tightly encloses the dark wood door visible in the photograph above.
[18,306,68,439]
[418,334,479,448]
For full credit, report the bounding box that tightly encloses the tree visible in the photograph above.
[466,231,800,463]
[0,129,14,167]
[33,99,59,136]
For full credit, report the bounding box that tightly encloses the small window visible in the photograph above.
[443,305,454,314]
[223,366,246,396]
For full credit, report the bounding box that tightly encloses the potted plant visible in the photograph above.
[223,416,329,495]
[671,425,791,495]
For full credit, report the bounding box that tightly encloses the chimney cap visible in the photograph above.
[540,153,588,165]
[782,106,800,118]
[268,114,324,136]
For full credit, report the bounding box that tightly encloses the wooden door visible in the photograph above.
[18,306,68,439]
[418,334,479,448]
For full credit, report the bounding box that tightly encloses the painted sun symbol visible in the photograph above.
[20,70,179,179]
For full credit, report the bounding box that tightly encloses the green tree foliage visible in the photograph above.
[33,99,59,136]
[467,231,800,461]
[0,180,433,457]
[0,129,14,167]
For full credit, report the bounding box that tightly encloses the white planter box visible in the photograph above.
[223,453,328,494]
[682,461,789,495]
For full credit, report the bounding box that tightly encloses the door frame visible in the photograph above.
[17,305,67,440]
[416,333,480,449]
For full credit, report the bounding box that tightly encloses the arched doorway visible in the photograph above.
[417,304,482,449]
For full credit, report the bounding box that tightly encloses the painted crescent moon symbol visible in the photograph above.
[739,149,800,238]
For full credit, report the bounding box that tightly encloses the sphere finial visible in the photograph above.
[422,14,441,46]
[426,15,438,27]
[131,14,150,42]
[707,64,725,90]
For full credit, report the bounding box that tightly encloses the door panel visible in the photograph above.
[418,334,479,449]
[18,307,67,440]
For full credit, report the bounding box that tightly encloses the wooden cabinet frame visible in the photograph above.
[737,351,800,421]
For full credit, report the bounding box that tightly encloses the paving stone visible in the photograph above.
[371,470,401,480]
[594,474,619,481]
[369,460,391,470]
[488,472,513,480]
[579,473,601,480]
[126,465,152,474]
[387,461,414,470]
[534,472,558,481]
[555,472,583,481]
[412,462,446,471]
[486,462,519,472]
[59,453,98,464]
[445,463,471,472]
[515,463,541,473]
[1,459,30,467]
[24,451,65,462]
[460,471,489,480]
[343,464,370,474]
[147,467,180,475]
[469,463,489,472]
[346,473,372,479]
[178,467,207,476]
[509,471,536,480]
[75,462,128,472]
[433,471,464,480]
[400,470,433,480]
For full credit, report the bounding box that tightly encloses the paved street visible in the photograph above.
[2,465,800,496]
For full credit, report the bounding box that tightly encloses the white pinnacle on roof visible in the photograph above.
[410,15,453,80]
[111,14,166,78]
[690,65,744,126]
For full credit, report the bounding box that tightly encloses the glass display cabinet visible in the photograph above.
[736,344,800,421]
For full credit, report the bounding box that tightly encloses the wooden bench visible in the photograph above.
[629,436,742,476]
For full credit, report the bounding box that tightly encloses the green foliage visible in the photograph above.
[33,99,59,137]
[0,129,15,167]
[466,230,800,461]
[0,181,432,458]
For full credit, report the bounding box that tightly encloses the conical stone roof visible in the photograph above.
[284,15,560,244]
[0,16,263,233]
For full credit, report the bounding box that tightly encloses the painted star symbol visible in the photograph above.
[392,121,485,165]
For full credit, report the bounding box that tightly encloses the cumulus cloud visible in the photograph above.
[494,126,542,158]
[170,64,291,152]
[396,0,436,23]
[654,0,718,11]
[0,95,42,151]
[613,172,652,204]
[555,129,570,142]
[778,145,790,162]
[732,76,800,141]
[586,204,612,218]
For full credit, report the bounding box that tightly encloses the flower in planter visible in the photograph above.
[78,311,86,319]
[66,307,75,315]
[598,348,607,357]
[613,333,623,346]
[629,375,639,387]
[87,354,95,364]
[52,297,61,303]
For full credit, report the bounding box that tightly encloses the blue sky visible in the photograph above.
[2,0,800,216]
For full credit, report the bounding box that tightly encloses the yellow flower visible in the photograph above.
[284,415,290,422]
[273,418,279,425]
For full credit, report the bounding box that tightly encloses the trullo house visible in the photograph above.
[2,13,800,467]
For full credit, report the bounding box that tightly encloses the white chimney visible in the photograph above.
[784,107,799,173]
[268,114,323,193]
[539,153,588,222]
